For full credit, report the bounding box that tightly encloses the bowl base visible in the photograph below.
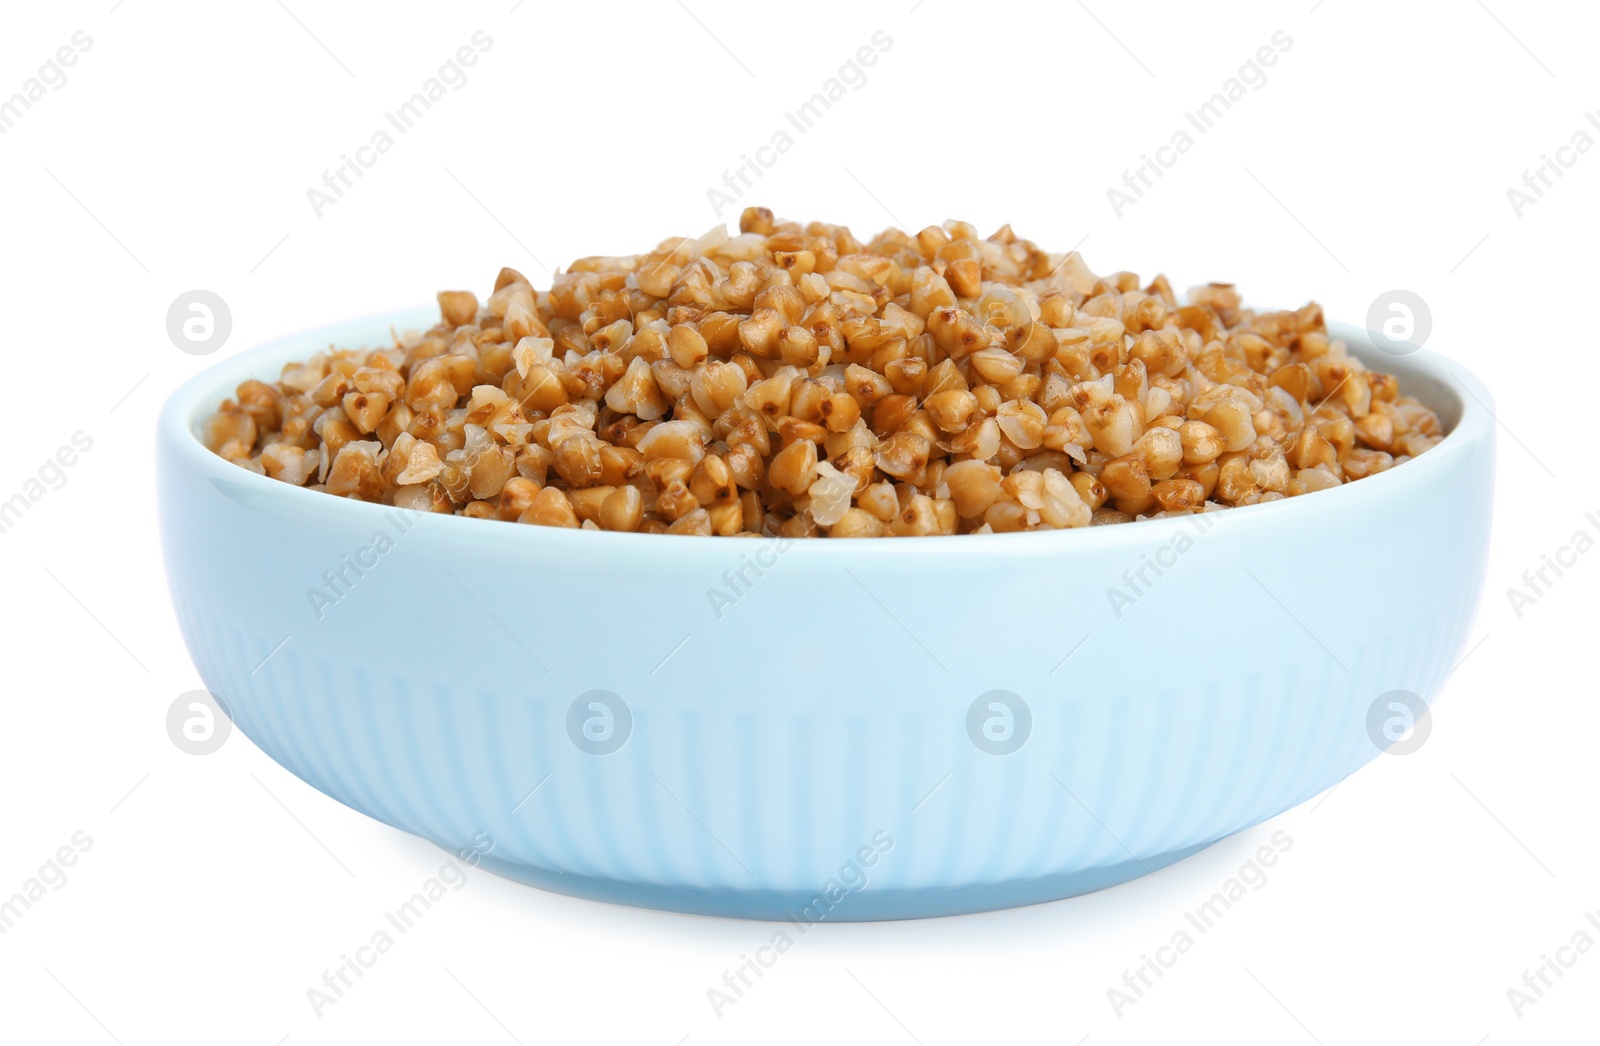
[462,839,1218,921]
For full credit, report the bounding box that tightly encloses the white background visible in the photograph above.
[1,0,1595,1042]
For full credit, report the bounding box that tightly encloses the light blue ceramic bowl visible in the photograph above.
[157,309,1494,920]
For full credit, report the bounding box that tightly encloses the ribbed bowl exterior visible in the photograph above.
[157,312,1495,919]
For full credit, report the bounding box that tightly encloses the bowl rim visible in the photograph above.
[158,306,1496,556]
